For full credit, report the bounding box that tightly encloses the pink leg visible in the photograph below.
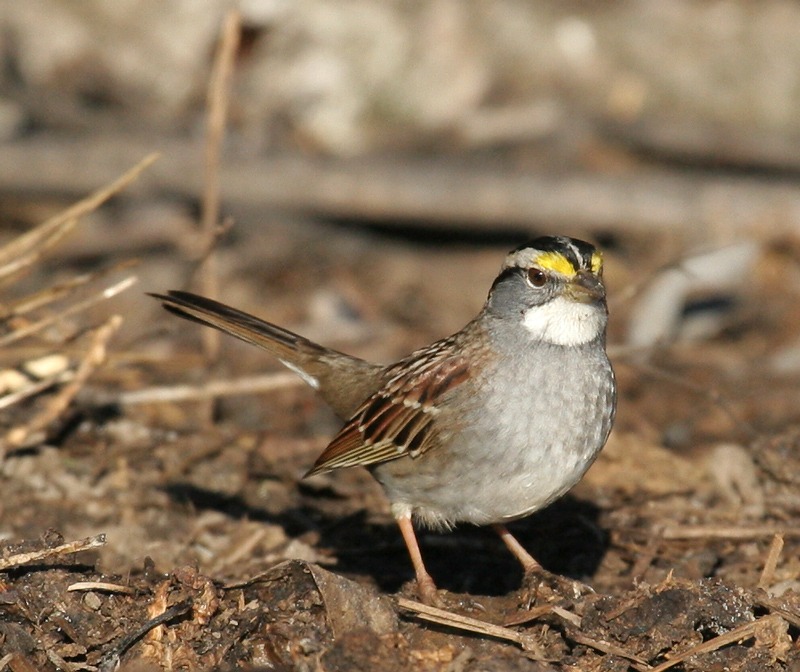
[493,524,541,573]
[396,515,441,605]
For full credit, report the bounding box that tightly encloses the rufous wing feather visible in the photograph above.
[307,343,470,475]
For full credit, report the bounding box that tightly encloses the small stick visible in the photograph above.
[567,631,650,670]
[210,525,271,575]
[758,534,784,591]
[198,9,241,364]
[7,258,138,318]
[502,604,553,626]
[98,598,193,672]
[87,371,303,406]
[661,525,800,540]
[551,605,582,628]
[3,314,123,450]
[397,597,647,667]
[0,153,157,285]
[629,525,665,584]
[0,534,106,571]
[67,581,135,595]
[396,596,545,654]
[0,372,73,411]
[755,595,800,629]
[650,615,782,672]
[0,275,136,348]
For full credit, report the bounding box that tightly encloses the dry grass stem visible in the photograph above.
[661,525,800,540]
[567,631,651,670]
[650,615,783,672]
[89,371,303,406]
[398,598,647,666]
[6,259,138,318]
[755,596,800,629]
[629,525,666,583]
[550,605,582,627]
[197,9,241,366]
[0,371,74,411]
[3,315,123,450]
[67,582,136,595]
[0,153,156,287]
[0,275,136,348]
[209,525,271,575]
[0,534,106,571]
[759,534,785,590]
[201,8,240,253]
[502,604,554,626]
[396,597,545,653]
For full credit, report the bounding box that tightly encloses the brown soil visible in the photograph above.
[2,222,800,671]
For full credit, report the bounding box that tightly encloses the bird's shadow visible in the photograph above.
[164,482,608,597]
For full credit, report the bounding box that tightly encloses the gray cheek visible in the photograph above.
[487,275,557,319]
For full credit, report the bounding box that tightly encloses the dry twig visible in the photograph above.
[396,597,548,655]
[396,597,648,667]
[758,534,785,591]
[197,9,241,364]
[0,153,156,287]
[629,524,666,584]
[6,258,138,319]
[0,275,136,348]
[755,596,800,629]
[650,615,783,672]
[0,534,106,571]
[3,314,123,450]
[0,371,73,411]
[84,371,302,406]
[661,525,800,540]
[68,581,136,595]
[99,598,193,672]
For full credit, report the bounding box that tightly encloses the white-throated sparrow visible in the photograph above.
[151,235,616,604]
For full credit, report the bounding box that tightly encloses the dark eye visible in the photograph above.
[528,268,547,287]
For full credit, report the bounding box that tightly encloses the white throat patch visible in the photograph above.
[522,297,605,346]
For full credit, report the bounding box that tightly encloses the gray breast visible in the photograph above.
[375,335,616,529]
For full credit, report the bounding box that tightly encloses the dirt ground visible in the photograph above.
[4,3,800,670]
[1,215,800,672]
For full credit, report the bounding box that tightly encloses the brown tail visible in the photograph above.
[150,290,382,418]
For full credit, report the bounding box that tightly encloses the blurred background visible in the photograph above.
[2,0,800,427]
[2,2,800,667]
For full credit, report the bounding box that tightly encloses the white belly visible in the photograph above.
[374,344,615,529]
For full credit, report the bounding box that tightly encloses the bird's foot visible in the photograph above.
[415,574,446,608]
[520,567,594,606]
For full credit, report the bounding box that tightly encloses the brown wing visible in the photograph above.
[306,339,470,475]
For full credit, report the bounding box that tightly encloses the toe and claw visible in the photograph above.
[396,515,445,607]
[397,517,586,607]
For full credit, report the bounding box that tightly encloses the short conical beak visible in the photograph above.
[565,270,605,304]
